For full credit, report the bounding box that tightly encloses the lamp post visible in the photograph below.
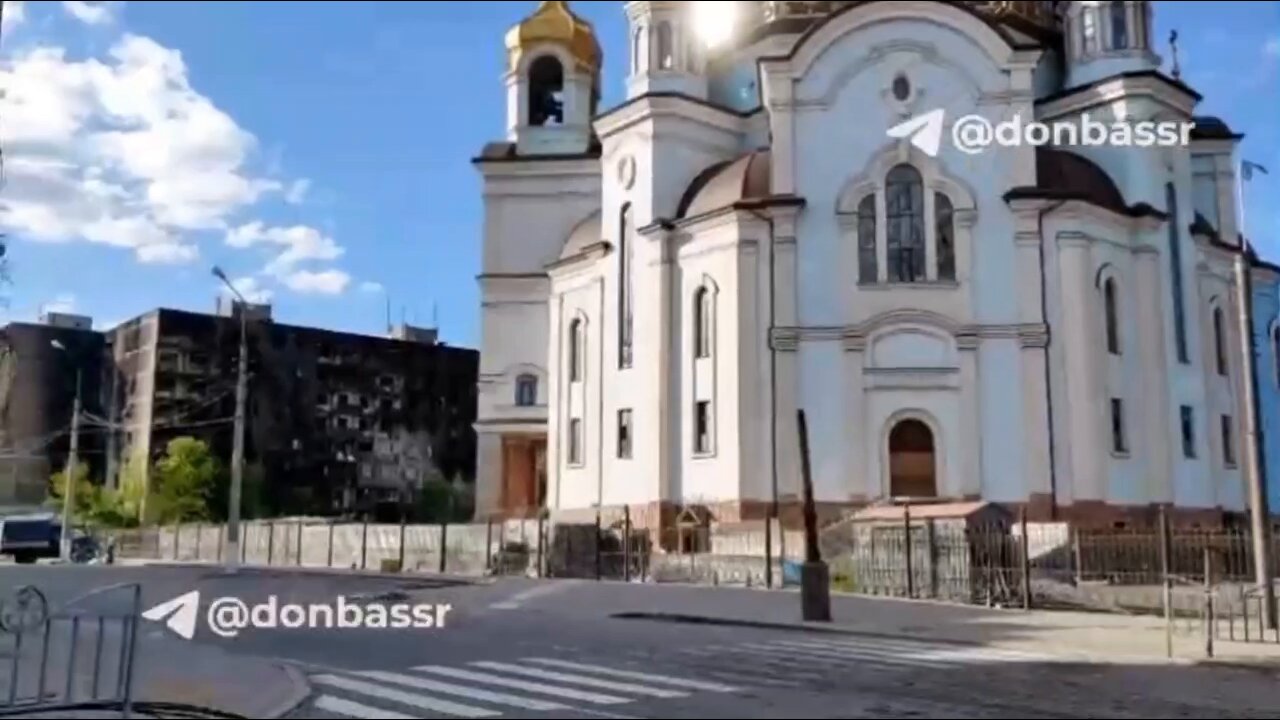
[50,339,81,562]
[213,266,249,572]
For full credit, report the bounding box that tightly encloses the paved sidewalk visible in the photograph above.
[596,582,1280,668]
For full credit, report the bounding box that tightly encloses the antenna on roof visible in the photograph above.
[1169,30,1182,80]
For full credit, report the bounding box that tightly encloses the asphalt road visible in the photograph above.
[2,566,1278,719]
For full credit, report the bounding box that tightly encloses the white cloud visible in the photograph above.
[0,32,301,266]
[42,292,77,315]
[2,2,26,31]
[1266,36,1280,58]
[282,269,350,295]
[224,276,273,304]
[359,281,384,294]
[225,221,344,276]
[285,178,311,205]
[61,1,121,25]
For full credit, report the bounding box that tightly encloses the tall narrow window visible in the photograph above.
[528,56,565,126]
[1083,7,1099,53]
[857,194,877,283]
[619,204,634,369]
[515,374,538,407]
[694,400,712,455]
[1110,398,1128,454]
[568,318,584,382]
[1166,183,1189,364]
[885,164,925,283]
[1180,405,1197,459]
[1273,325,1280,386]
[1221,414,1236,467]
[935,192,955,282]
[1110,1,1129,49]
[617,409,633,459]
[1104,277,1121,355]
[656,22,673,70]
[568,418,583,465]
[694,287,712,359]
[1213,306,1228,376]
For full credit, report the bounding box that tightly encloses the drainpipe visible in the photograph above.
[1037,201,1066,520]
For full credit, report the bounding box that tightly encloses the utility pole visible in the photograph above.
[1235,243,1276,628]
[61,369,82,562]
[214,266,249,573]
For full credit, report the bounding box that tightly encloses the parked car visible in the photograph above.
[0,513,62,564]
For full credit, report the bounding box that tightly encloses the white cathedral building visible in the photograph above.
[473,0,1269,531]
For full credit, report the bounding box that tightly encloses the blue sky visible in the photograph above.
[0,1,1277,348]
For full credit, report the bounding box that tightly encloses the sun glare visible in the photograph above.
[692,1,737,49]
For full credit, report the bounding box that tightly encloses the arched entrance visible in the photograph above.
[888,419,937,498]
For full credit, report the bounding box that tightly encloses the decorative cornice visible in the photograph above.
[770,321,1053,351]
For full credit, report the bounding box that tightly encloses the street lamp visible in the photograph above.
[213,266,249,572]
[50,339,82,563]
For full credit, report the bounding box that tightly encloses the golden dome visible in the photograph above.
[504,1,602,75]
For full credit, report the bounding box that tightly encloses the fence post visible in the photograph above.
[903,503,914,599]
[595,511,603,582]
[194,522,202,562]
[1204,546,1215,659]
[1071,526,1082,583]
[326,521,335,568]
[173,522,181,560]
[360,518,369,571]
[438,518,448,574]
[1020,509,1032,611]
[484,517,493,572]
[1160,506,1173,659]
[217,524,224,563]
[240,525,247,564]
[926,519,938,598]
[398,514,407,573]
[267,521,275,566]
[536,511,546,579]
[296,522,303,566]
[623,506,632,583]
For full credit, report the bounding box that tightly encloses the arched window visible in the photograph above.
[632,26,643,73]
[1110,1,1129,49]
[528,56,564,126]
[888,419,936,498]
[694,286,713,359]
[1082,7,1099,53]
[1213,305,1228,376]
[885,164,926,283]
[515,374,538,407]
[1166,183,1189,363]
[568,318,585,382]
[655,21,673,70]
[684,28,698,72]
[1104,277,1121,355]
[856,194,877,283]
[619,204,634,369]
[935,192,955,282]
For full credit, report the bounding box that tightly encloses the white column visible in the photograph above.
[1135,246,1174,504]
[958,336,983,498]
[844,338,871,500]
[1014,224,1053,507]
[1059,234,1105,501]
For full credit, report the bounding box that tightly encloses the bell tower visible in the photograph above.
[1062,1,1159,88]
[504,1,602,156]
[626,1,708,100]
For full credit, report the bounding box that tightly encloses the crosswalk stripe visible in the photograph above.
[762,639,956,667]
[312,674,501,718]
[415,665,632,705]
[793,637,1050,663]
[469,661,689,699]
[354,670,570,711]
[313,693,415,719]
[736,641,949,669]
[522,658,741,693]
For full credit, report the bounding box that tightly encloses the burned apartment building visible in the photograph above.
[0,302,479,519]
[0,312,107,509]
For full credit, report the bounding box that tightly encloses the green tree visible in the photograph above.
[48,464,95,520]
[151,437,221,523]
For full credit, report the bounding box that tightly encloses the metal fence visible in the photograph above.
[0,583,142,717]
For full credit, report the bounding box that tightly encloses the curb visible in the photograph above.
[263,662,311,719]
[123,560,492,585]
